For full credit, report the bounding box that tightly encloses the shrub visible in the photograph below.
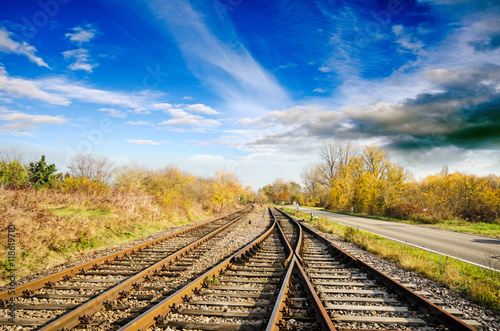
[384,203,423,220]
[62,177,110,195]
[0,161,29,188]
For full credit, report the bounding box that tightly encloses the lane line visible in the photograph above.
[299,208,500,272]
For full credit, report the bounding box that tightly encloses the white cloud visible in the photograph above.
[0,109,68,134]
[63,49,98,73]
[160,108,221,126]
[184,96,193,100]
[0,66,165,108]
[98,108,127,118]
[234,117,261,126]
[65,26,96,44]
[153,103,173,110]
[125,121,153,125]
[0,28,50,68]
[392,25,425,55]
[185,103,219,115]
[39,76,164,109]
[313,88,327,93]
[126,139,161,145]
[318,66,334,73]
[0,66,69,105]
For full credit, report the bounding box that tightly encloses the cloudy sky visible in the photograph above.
[0,0,499,189]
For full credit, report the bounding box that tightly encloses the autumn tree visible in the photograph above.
[319,140,357,188]
[211,170,242,213]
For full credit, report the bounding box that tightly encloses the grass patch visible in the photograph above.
[284,208,500,314]
[317,208,500,239]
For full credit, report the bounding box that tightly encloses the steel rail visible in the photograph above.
[118,220,277,331]
[36,206,252,330]
[298,217,478,331]
[0,207,248,302]
[272,207,303,264]
[267,208,334,331]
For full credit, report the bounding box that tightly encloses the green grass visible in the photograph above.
[308,207,500,239]
[284,208,500,314]
[50,207,110,218]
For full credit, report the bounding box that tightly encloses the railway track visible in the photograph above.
[1,207,483,330]
[273,208,481,331]
[116,207,332,330]
[0,207,256,330]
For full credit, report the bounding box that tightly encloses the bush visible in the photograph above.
[384,203,423,220]
[0,161,29,188]
[408,213,440,224]
[62,177,110,195]
[456,202,498,223]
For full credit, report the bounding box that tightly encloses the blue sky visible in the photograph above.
[1,0,499,189]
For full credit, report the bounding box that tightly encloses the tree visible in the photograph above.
[319,141,357,187]
[211,170,242,213]
[0,146,27,165]
[68,152,114,183]
[300,163,326,205]
[255,189,268,206]
[29,155,57,188]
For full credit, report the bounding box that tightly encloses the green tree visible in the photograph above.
[29,155,57,188]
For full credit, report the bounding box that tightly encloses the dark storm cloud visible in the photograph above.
[343,64,500,150]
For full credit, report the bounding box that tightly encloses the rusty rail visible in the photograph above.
[267,208,334,331]
[37,206,252,330]
[297,215,477,331]
[118,220,277,330]
[0,206,248,302]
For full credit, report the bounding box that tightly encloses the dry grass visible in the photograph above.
[0,187,213,286]
[284,208,500,314]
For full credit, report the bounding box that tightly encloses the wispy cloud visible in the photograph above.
[0,109,68,135]
[126,139,160,145]
[147,0,290,115]
[0,66,164,108]
[0,66,68,105]
[98,108,127,118]
[160,108,220,126]
[0,28,50,68]
[125,120,153,125]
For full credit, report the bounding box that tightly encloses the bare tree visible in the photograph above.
[319,140,357,187]
[68,152,115,183]
[0,146,27,165]
[300,163,324,199]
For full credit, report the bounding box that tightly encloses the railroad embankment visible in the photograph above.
[0,187,217,286]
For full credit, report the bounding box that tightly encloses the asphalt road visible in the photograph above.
[297,207,500,271]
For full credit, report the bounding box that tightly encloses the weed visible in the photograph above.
[204,274,219,285]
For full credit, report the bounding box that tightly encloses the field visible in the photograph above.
[0,187,212,286]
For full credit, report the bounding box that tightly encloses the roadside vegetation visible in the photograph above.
[259,141,500,237]
[0,149,252,286]
[285,208,500,314]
